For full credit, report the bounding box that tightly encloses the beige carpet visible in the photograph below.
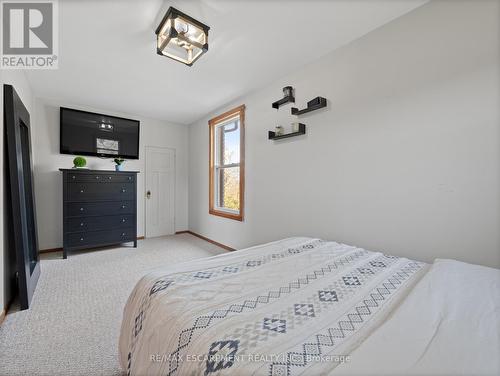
[0,234,226,376]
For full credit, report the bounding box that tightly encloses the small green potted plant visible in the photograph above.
[73,156,87,169]
[113,157,125,171]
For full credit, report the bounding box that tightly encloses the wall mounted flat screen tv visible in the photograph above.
[60,107,140,159]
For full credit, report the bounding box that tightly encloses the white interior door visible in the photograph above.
[145,146,175,238]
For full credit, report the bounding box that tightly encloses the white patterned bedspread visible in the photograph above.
[332,258,500,376]
[119,237,428,376]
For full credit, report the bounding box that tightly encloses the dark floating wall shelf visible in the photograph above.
[272,86,295,109]
[268,123,306,140]
[291,96,327,115]
[272,95,295,109]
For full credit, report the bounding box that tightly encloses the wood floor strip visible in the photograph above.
[176,230,235,251]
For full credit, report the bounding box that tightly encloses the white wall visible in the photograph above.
[1,70,34,309]
[188,0,500,268]
[32,98,189,250]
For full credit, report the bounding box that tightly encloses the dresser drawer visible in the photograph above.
[61,169,138,258]
[66,214,135,233]
[66,201,135,217]
[66,228,135,248]
[67,182,135,201]
[66,172,135,183]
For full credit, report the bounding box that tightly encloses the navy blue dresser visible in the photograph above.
[60,169,139,258]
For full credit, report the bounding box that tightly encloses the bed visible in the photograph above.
[119,237,500,376]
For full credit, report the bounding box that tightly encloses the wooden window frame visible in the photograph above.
[209,104,245,221]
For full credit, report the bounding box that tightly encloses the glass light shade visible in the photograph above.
[155,7,209,66]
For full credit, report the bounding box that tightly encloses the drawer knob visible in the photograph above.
[128,176,132,180]
[121,188,126,193]
[80,207,84,212]
[80,189,84,193]
[121,232,126,237]
[72,175,76,180]
[80,222,84,227]
[122,218,126,223]
[121,205,126,209]
[95,176,100,180]
[108,176,112,180]
[80,237,84,241]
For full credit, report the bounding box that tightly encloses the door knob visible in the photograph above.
[146,190,151,199]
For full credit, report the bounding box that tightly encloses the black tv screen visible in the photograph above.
[60,107,140,159]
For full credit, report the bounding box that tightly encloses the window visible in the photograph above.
[209,105,245,221]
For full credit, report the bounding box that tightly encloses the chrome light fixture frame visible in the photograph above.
[155,7,210,66]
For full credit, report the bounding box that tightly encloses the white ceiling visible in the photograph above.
[25,0,427,124]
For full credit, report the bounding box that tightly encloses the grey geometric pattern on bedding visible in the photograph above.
[123,239,425,376]
[268,261,424,376]
[127,239,328,375]
[150,239,325,296]
[165,244,368,376]
[205,340,240,375]
[204,254,400,364]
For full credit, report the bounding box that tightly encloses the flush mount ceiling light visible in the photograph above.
[155,7,210,66]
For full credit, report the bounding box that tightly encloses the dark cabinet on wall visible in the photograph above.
[60,169,139,258]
